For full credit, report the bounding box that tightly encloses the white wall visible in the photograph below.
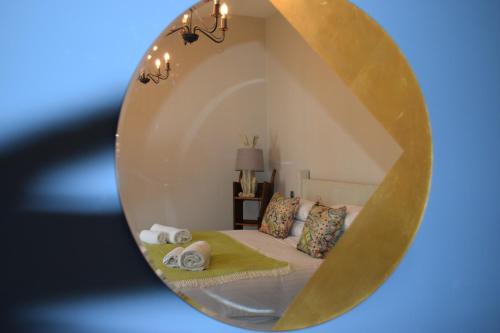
[265,13,402,195]
[118,15,268,235]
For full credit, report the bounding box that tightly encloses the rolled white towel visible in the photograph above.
[139,230,168,244]
[178,241,211,271]
[150,224,192,244]
[162,247,184,268]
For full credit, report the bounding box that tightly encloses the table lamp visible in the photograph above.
[235,144,264,197]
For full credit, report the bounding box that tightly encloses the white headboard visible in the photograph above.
[298,170,378,206]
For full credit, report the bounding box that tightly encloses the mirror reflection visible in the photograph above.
[117,0,402,330]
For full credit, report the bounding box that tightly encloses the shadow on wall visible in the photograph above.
[268,132,283,190]
[1,102,163,310]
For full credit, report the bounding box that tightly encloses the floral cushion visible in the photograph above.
[297,205,347,258]
[259,193,300,238]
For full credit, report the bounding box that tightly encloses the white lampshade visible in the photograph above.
[235,148,264,171]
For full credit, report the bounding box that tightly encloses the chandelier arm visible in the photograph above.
[192,1,219,33]
[193,12,219,36]
[158,71,170,80]
[195,27,225,43]
[204,15,219,34]
[147,73,160,84]
[166,26,188,37]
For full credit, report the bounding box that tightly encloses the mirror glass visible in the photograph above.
[117,0,429,330]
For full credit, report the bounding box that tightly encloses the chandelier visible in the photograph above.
[138,0,229,85]
[138,49,171,84]
[167,0,229,45]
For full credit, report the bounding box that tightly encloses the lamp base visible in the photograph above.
[239,170,257,197]
[238,192,255,198]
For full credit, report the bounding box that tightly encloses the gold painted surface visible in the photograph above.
[270,0,432,330]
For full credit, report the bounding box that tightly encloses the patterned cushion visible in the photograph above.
[259,193,300,238]
[297,205,347,258]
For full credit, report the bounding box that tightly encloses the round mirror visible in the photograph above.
[116,0,431,330]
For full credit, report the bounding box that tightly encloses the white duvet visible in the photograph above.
[180,230,323,330]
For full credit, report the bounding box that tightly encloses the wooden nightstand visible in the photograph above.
[233,170,276,229]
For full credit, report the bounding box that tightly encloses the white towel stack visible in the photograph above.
[162,241,211,271]
[150,224,192,244]
[139,224,192,245]
[139,230,168,244]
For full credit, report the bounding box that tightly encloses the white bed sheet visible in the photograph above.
[181,230,322,330]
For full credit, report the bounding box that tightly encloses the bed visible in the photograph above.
[143,170,377,330]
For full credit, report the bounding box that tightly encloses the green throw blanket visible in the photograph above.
[143,231,290,289]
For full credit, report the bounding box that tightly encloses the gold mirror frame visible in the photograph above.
[268,0,432,330]
[117,0,432,330]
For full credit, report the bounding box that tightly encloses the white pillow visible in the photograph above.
[344,211,360,229]
[296,199,316,221]
[290,219,305,237]
[291,204,363,236]
[339,205,363,229]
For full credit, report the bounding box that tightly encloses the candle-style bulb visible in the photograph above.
[147,54,152,60]
[152,45,158,51]
[182,13,189,24]
[214,0,220,5]
[163,52,170,63]
[155,59,161,69]
[220,3,228,16]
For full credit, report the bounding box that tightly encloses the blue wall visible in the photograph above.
[2,1,499,332]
